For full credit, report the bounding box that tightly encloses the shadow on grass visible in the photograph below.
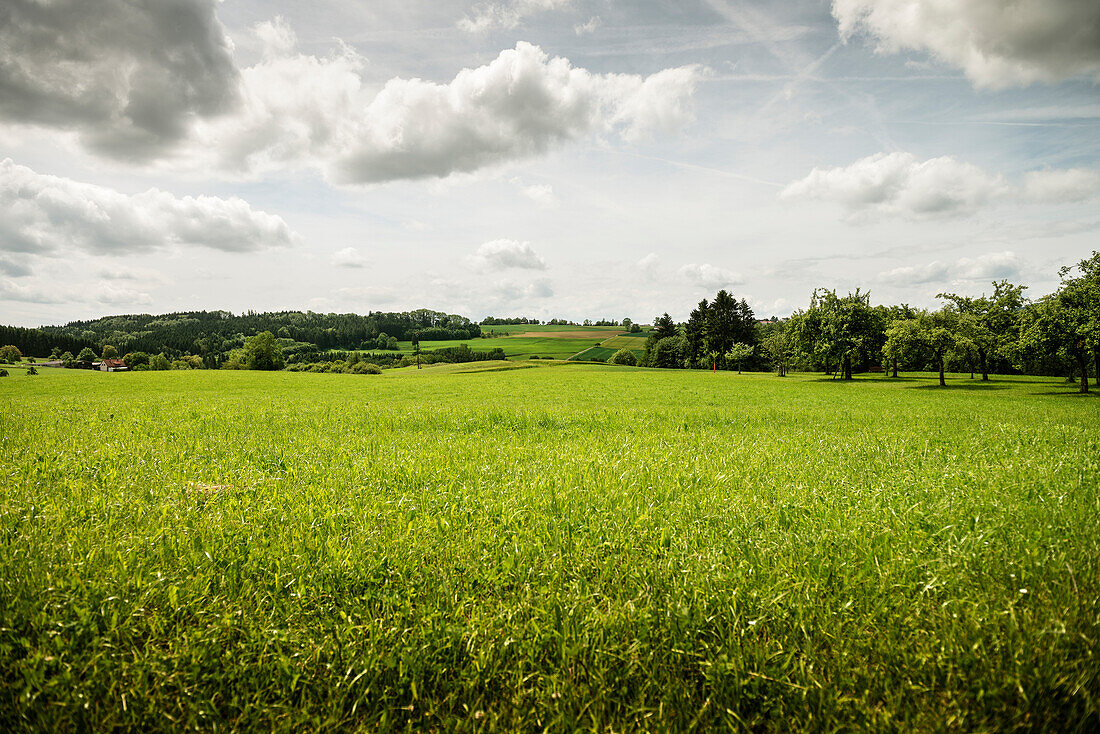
[908,383,1010,391]
[1033,389,1099,398]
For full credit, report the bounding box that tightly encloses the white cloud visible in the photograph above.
[517,182,558,208]
[334,43,702,183]
[459,0,573,33]
[196,38,702,184]
[575,16,602,36]
[194,22,369,175]
[1022,168,1100,204]
[832,0,1100,88]
[1,6,702,184]
[471,239,548,270]
[638,252,661,281]
[878,251,1023,285]
[0,278,65,304]
[782,152,1100,220]
[0,159,298,256]
[332,247,369,268]
[781,152,1006,219]
[95,284,154,306]
[679,263,744,288]
[0,0,238,159]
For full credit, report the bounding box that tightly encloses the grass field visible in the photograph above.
[2,366,1098,731]
[600,334,650,350]
[398,326,634,361]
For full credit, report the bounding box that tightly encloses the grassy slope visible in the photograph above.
[1,367,1098,731]
[394,326,648,361]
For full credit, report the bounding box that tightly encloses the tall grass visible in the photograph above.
[1,367,1097,731]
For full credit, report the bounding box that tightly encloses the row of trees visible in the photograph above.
[1,309,482,361]
[636,251,1099,393]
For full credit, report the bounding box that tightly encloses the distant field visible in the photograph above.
[600,334,649,349]
[2,367,1098,731]
[397,325,635,361]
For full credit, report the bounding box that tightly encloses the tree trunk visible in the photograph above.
[1094,349,1099,388]
[891,358,898,378]
[843,354,852,380]
[1079,352,1090,394]
[980,349,989,381]
[939,357,946,387]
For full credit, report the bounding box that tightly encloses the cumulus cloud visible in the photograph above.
[0,0,238,159]
[832,0,1100,88]
[782,152,1100,220]
[471,239,548,270]
[332,247,369,268]
[680,263,744,288]
[459,0,573,33]
[781,152,1007,220]
[2,7,701,183]
[0,159,297,256]
[195,37,701,183]
[332,43,702,183]
[878,251,1023,285]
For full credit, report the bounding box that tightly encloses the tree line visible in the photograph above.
[632,251,1099,393]
[0,309,482,364]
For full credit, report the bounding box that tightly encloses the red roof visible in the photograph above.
[102,359,127,368]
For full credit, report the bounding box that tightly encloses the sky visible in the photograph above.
[1,0,1098,327]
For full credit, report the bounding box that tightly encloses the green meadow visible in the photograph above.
[1,365,1098,731]
[398,325,642,361]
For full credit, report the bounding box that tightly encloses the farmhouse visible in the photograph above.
[98,359,128,372]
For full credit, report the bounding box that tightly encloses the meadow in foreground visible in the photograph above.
[1,365,1097,731]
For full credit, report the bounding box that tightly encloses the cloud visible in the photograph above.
[0,0,238,160]
[0,278,65,304]
[0,159,298,256]
[2,7,702,183]
[459,0,573,33]
[97,266,166,283]
[782,152,1100,220]
[517,182,558,208]
[780,152,1005,219]
[333,43,702,183]
[94,284,154,306]
[574,16,602,36]
[878,251,1023,285]
[196,38,702,183]
[1022,168,1100,204]
[332,247,368,268]
[679,263,744,288]
[638,252,661,281]
[0,255,32,278]
[832,0,1100,88]
[471,239,548,270]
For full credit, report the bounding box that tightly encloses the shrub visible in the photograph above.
[0,345,22,363]
[0,369,8,377]
[362,363,382,374]
[26,366,38,376]
[529,355,541,360]
[609,348,637,366]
